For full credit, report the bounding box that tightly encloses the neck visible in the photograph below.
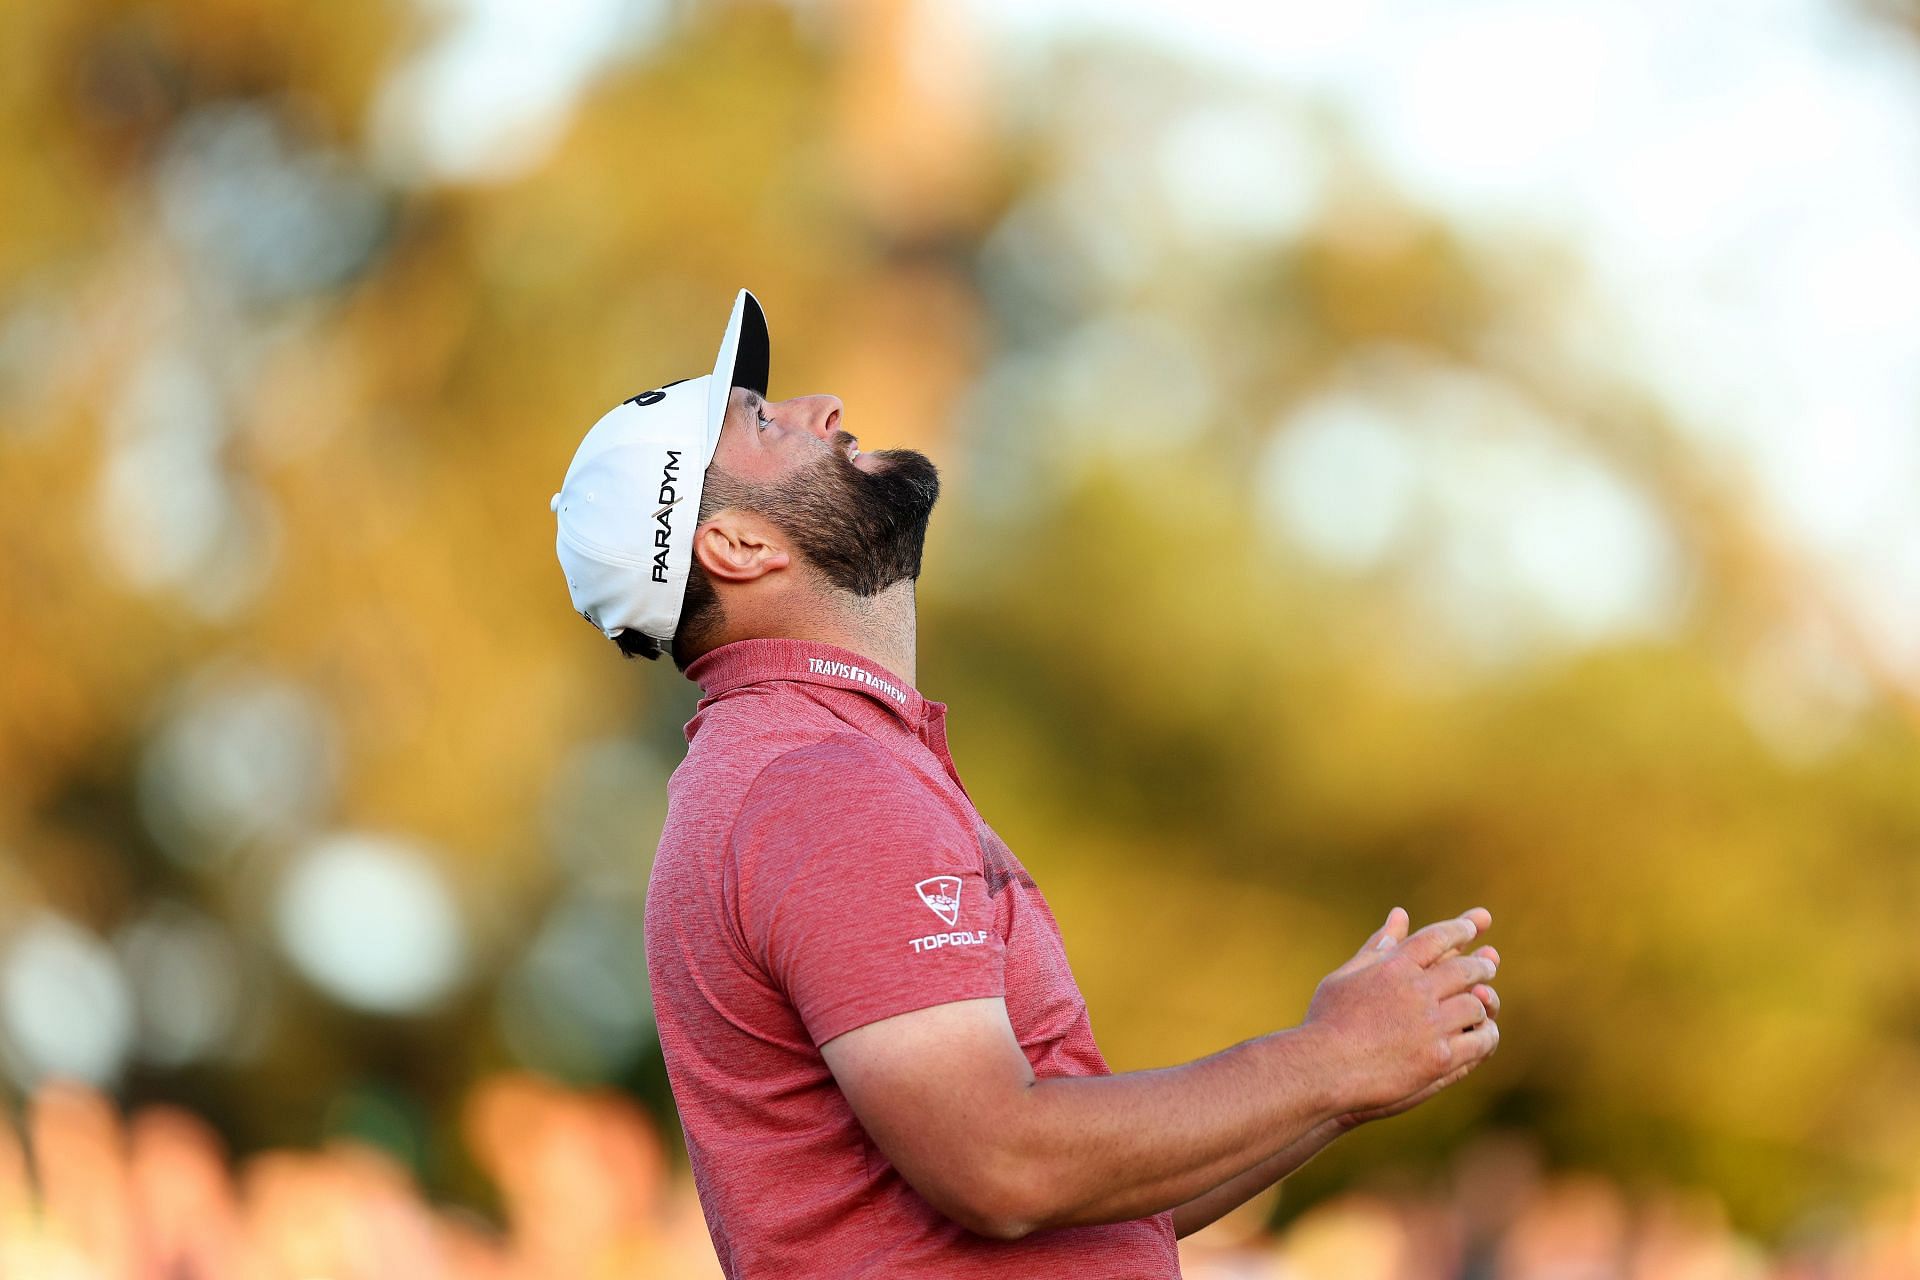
[710,578,919,686]
[830,579,919,685]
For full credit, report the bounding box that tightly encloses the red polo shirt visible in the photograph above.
[644,637,1181,1278]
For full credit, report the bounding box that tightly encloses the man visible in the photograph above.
[550,291,1503,1277]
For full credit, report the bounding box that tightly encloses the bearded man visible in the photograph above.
[549,291,1502,1279]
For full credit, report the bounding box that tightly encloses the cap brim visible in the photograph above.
[727,290,769,396]
[703,289,770,462]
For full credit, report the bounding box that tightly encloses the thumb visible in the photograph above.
[1354,906,1408,961]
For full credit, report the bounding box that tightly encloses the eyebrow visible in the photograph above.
[741,389,764,443]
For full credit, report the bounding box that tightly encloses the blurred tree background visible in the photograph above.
[2,0,1918,1255]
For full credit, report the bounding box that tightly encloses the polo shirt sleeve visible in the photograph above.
[729,736,1006,1047]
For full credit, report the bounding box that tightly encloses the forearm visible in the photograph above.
[998,1025,1345,1236]
[1169,1114,1343,1238]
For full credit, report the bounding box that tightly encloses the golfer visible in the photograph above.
[550,291,1502,1278]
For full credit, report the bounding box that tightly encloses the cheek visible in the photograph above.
[715,434,774,481]
[724,443,817,496]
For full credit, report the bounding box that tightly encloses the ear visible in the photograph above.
[692,511,792,584]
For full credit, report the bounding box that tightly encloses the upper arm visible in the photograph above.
[731,741,1030,1230]
[731,738,1007,1047]
[820,996,1039,1238]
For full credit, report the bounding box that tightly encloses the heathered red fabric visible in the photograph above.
[645,637,1181,1279]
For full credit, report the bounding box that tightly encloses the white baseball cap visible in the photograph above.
[550,288,770,643]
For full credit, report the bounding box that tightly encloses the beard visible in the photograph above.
[706,439,942,598]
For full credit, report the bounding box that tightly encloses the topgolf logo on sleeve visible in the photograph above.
[909,874,991,955]
[915,876,962,926]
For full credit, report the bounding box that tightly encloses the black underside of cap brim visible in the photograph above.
[731,293,770,395]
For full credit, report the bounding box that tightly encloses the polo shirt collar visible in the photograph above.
[686,637,928,730]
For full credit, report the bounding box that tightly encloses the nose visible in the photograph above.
[783,394,843,443]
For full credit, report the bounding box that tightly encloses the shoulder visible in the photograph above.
[729,733,971,873]
[744,730,904,787]
[737,732,941,825]
[671,691,853,804]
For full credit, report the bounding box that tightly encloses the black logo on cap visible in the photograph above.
[622,377,690,408]
[650,450,682,584]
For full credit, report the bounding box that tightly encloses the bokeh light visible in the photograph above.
[137,665,339,869]
[497,894,653,1081]
[4,0,1920,1272]
[116,902,244,1069]
[0,913,135,1088]
[274,834,468,1016]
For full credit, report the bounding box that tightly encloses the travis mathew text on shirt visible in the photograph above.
[645,637,1181,1279]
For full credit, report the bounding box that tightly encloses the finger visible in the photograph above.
[1474,983,1501,1020]
[1348,907,1408,966]
[1429,938,1500,976]
[1424,1049,1487,1096]
[1451,1017,1500,1066]
[1429,953,1499,995]
[1399,913,1484,968]
[1369,906,1409,952]
[1382,906,1410,946]
[1439,991,1488,1031]
[1396,1036,1495,1112]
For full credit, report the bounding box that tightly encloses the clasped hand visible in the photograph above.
[1304,905,1502,1130]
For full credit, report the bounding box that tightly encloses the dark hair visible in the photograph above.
[612,627,667,662]
[610,464,744,671]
